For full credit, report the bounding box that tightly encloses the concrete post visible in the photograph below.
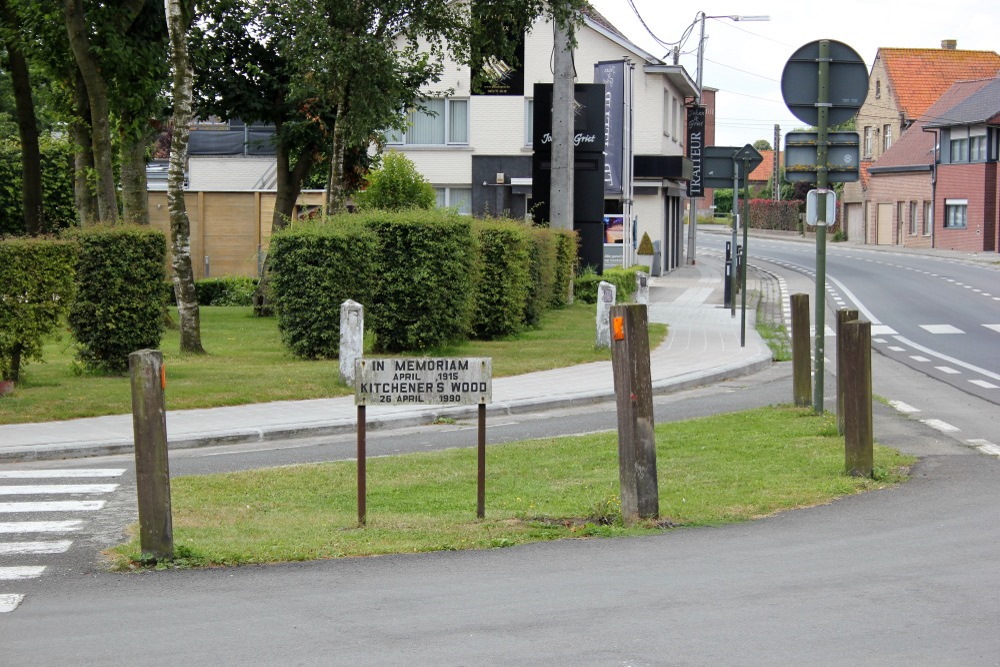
[339,299,364,385]
[635,272,649,305]
[550,19,574,230]
[595,281,616,348]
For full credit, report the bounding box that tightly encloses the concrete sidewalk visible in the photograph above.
[0,258,775,463]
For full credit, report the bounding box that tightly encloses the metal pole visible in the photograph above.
[731,161,739,318]
[814,40,831,414]
[686,12,706,265]
[740,157,750,346]
[477,403,486,519]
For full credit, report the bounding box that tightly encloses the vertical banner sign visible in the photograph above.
[686,105,706,197]
[596,61,624,195]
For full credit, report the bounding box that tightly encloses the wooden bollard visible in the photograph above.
[836,308,859,435]
[129,349,174,560]
[791,293,811,407]
[610,304,658,524]
[842,320,874,477]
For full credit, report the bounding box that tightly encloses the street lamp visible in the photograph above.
[686,13,769,265]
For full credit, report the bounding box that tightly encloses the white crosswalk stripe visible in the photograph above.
[1,468,124,613]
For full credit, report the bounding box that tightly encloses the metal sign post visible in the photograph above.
[782,40,867,414]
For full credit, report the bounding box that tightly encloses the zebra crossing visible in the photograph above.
[0,468,124,613]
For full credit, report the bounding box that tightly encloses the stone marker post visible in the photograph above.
[595,281,616,348]
[339,300,364,385]
[610,304,658,524]
[791,293,811,407]
[836,308,859,435]
[843,319,874,477]
[129,349,173,560]
[635,272,649,305]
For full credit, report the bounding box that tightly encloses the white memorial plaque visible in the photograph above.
[355,358,492,406]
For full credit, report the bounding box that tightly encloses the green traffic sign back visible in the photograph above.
[781,40,868,126]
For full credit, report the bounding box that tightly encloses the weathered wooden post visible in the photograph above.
[339,299,364,385]
[610,304,658,524]
[635,271,649,305]
[836,308,859,435]
[843,319,874,477]
[595,281,616,348]
[129,349,173,560]
[791,293,811,407]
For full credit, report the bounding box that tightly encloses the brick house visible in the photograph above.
[924,76,1000,253]
[865,78,995,248]
[842,43,1000,244]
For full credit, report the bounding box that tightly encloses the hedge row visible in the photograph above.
[268,211,577,359]
[747,199,803,231]
[65,226,167,374]
[574,265,646,304]
[0,138,77,236]
[0,237,78,381]
[165,276,261,307]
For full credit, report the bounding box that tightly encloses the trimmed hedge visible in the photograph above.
[269,218,375,359]
[165,276,261,307]
[525,226,558,326]
[0,138,77,235]
[65,226,167,374]
[747,199,804,231]
[366,209,475,352]
[0,237,78,382]
[550,229,578,308]
[575,265,645,304]
[471,219,531,339]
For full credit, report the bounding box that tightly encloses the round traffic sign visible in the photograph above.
[781,40,868,126]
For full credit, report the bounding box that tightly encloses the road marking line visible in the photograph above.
[968,440,1000,457]
[873,338,886,344]
[0,484,119,496]
[920,324,964,334]
[889,400,920,413]
[0,469,125,479]
[909,356,930,362]
[935,366,960,374]
[0,520,83,534]
[984,324,1000,334]
[0,593,25,612]
[887,346,906,352]
[0,500,105,513]
[921,419,960,433]
[0,566,45,581]
[893,335,1000,383]
[871,325,898,336]
[0,540,72,555]
[969,379,998,389]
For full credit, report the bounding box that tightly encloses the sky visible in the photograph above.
[590,0,999,148]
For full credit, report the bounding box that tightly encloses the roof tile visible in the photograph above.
[880,48,1000,119]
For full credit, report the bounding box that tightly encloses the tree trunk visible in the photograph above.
[165,0,204,354]
[71,73,97,225]
[253,135,314,317]
[64,0,118,223]
[0,0,43,235]
[325,107,348,215]
[121,125,150,225]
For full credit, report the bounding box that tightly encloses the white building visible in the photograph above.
[387,10,697,273]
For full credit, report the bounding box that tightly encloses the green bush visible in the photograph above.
[574,265,644,304]
[471,219,531,339]
[550,230,578,308]
[366,209,474,352]
[65,226,167,374]
[525,226,558,326]
[0,237,78,382]
[354,152,436,211]
[0,137,77,235]
[747,199,804,231]
[269,218,375,359]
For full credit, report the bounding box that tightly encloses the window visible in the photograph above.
[970,128,987,161]
[944,199,967,228]
[883,124,892,152]
[863,126,873,156]
[950,138,969,162]
[875,80,881,99]
[435,187,471,215]
[673,97,681,139]
[387,98,469,146]
[663,91,671,137]
[525,98,534,146]
[922,201,932,235]
[909,201,918,235]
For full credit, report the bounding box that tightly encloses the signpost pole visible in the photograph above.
[731,162,739,318]
[741,157,751,347]
[814,40,831,414]
[357,404,366,526]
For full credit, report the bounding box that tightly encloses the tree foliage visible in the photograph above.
[354,152,435,211]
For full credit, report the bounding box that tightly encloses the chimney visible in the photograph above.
[941,39,958,50]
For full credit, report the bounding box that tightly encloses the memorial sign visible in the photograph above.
[355,358,492,406]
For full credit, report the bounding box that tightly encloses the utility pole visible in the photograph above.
[550,18,574,231]
[773,124,781,200]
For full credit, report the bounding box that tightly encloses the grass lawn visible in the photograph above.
[0,302,666,424]
[108,406,914,569]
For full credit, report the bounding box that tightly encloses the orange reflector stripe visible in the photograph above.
[612,316,625,341]
[160,364,167,390]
